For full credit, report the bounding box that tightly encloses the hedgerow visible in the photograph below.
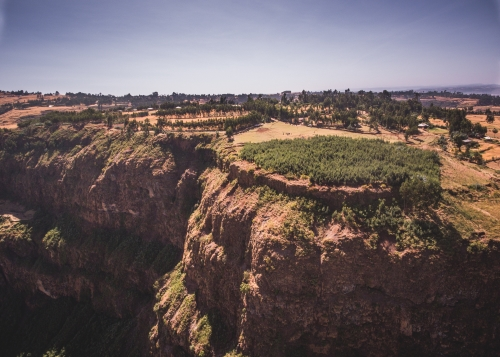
[240,136,439,186]
[161,111,264,131]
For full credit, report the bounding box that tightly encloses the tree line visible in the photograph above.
[123,112,265,137]
[17,109,104,127]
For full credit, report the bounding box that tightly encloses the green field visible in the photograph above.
[240,136,440,186]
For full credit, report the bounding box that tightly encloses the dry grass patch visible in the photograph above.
[439,150,500,241]
[440,153,494,190]
[467,114,500,137]
[233,121,403,145]
[442,192,500,241]
[478,144,500,162]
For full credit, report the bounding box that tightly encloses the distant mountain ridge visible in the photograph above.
[345,84,500,95]
[415,84,500,95]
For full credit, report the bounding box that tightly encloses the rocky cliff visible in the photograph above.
[0,126,499,357]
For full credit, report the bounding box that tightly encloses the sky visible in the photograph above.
[0,0,499,95]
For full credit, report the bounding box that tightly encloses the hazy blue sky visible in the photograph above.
[0,0,499,95]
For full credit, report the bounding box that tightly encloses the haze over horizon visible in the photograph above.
[0,0,499,95]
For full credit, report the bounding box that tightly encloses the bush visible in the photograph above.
[467,240,489,254]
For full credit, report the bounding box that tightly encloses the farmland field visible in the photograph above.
[233,121,403,144]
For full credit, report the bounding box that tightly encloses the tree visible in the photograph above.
[493,128,498,138]
[136,119,148,136]
[470,151,484,164]
[156,117,166,132]
[400,176,441,210]
[323,97,332,113]
[446,109,471,134]
[405,126,419,141]
[106,115,113,129]
[437,135,447,151]
[225,126,233,139]
[381,90,392,101]
[486,113,495,124]
[281,93,289,105]
[129,119,139,131]
[451,132,467,151]
[472,122,487,137]
[142,118,151,136]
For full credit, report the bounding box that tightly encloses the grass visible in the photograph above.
[163,265,187,307]
[428,127,448,135]
[241,135,440,186]
[224,351,247,357]
[253,186,331,255]
[442,191,500,241]
[153,264,218,357]
[192,315,213,357]
[438,150,500,242]
[175,294,196,334]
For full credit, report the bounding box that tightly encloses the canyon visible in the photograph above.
[0,126,499,357]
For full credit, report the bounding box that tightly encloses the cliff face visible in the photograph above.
[177,168,500,356]
[0,127,499,357]
[0,128,208,247]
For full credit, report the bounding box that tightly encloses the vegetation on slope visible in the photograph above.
[240,136,440,187]
[254,185,458,252]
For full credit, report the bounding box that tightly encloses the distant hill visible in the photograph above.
[347,84,500,96]
[415,84,500,95]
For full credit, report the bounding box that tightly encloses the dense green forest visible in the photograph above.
[240,136,440,187]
